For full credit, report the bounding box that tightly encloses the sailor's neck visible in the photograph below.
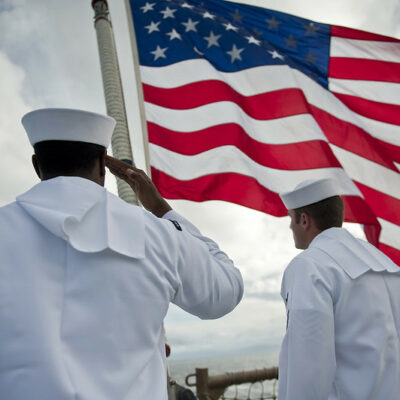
[41,173,104,186]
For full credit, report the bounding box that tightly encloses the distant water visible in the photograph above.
[168,351,279,399]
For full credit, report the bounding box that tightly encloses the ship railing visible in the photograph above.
[185,366,279,399]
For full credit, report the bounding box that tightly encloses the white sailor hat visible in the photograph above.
[280,178,340,210]
[22,108,116,148]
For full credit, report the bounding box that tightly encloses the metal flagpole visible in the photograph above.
[91,0,138,205]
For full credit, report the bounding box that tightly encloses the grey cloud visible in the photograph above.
[0,0,105,110]
[0,0,109,206]
[230,0,400,38]
[245,291,282,302]
[165,298,286,357]
[0,52,37,205]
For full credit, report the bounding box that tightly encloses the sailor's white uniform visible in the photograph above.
[0,176,243,400]
[278,227,400,400]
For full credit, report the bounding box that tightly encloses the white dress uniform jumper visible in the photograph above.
[278,178,400,400]
[0,177,243,400]
[278,228,400,400]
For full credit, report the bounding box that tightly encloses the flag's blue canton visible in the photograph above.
[130,0,331,88]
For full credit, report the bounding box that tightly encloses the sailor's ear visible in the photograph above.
[300,211,311,230]
[32,154,42,180]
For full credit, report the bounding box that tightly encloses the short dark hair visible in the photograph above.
[294,195,344,231]
[34,140,105,176]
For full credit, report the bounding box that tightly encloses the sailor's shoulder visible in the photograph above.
[142,208,185,239]
[284,247,341,285]
[0,201,25,219]
[0,202,32,237]
[286,248,322,271]
[106,191,183,239]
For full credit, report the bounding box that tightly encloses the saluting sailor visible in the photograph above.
[0,108,243,400]
[277,178,400,400]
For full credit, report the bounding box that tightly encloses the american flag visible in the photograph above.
[129,0,400,265]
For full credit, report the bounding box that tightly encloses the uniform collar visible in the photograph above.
[309,228,399,279]
[16,177,145,259]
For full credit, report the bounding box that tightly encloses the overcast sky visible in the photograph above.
[0,0,399,362]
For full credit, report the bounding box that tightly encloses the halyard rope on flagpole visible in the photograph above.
[91,0,138,204]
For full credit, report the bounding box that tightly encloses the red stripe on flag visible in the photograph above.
[151,167,379,226]
[143,82,309,119]
[310,105,399,171]
[354,182,400,225]
[148,122,341,170]
[379,243,400,266]
[151,167,287,216]
[329,58,400,83]
[331,25,400,42]
[332,92,400,126]
[379,141,400,165]
[342,196,379,226]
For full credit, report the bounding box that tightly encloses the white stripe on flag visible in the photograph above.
[329,78,400,105]
[330,145,400,200]
[356,115,400,145]
[149,143,362,196]
[378,218,400,249]
[145,102,327,145]
[330,37,400,62]
[141,61,293,93]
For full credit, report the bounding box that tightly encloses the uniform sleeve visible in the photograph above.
[162,210,243,319]
[278,256,336,400]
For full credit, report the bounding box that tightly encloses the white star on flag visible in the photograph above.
[223,23,239,32]
[246,35,261,46]
[140,2,155,13]
[160,7,176,19]
[182,18,199,32]
[166,29,182,40]
[204,31,221,48]
[268,49,284,60]
[150,45,168,60]
[181,2,194,9]
[226,44,244,62]
[145,21,161,34]
[203,11,216,19]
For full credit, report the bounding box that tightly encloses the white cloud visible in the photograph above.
[165,297,286,358]
[0,52,37,205]
[0,0,106,109]
[229,0,400,38]
[0,0,118,202]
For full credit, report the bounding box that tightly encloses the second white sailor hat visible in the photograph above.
[22,108,116,148]
[280,178,340,210]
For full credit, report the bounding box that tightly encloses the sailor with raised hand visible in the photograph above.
[0,108,243,400]
[277,178,400,400]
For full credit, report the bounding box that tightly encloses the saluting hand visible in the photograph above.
[105,155,172,218]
